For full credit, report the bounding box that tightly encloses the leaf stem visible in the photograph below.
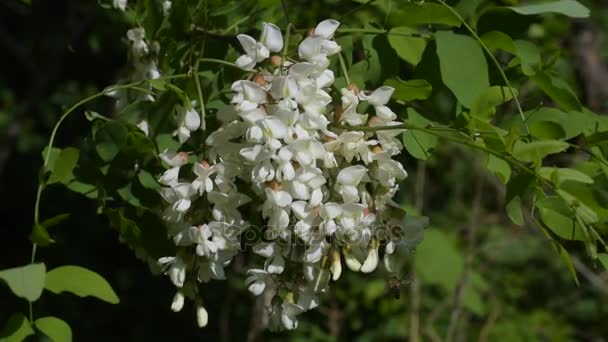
[281,23,293,76]
[338,52,351,85]
[194,42,207,131]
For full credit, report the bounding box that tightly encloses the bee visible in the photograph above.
[386,275,412,299]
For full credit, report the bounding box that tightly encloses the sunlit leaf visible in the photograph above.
[512,140,569,163]
[435,31,489,108]
[35,317,72,342]
[384,79,432,102]
[45,266,120,304]
[387,27,427,66]
[0,263,46,302]
[402,109,437,160]
[509,0,590,18]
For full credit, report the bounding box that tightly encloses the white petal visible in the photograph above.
[360,86,394,107]
[337,165,368,185]
[261,22,283,52]
[241,81,268,104]
[314,19,340,39]
[237,34,258,57]
[360,246,379,273]
[266,255,285,274]
[235,54,256,70]
[376,105,397,121]
[259,116,289,139]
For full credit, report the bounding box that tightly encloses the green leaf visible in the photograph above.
[414,230,463,291]
[0,263,46,301]
[48,148,79,184]
[435,31,489,108]
[526,108,594,139]
[529,121,566,140]
[532,72,582,111]
[470,86,518,119]
[598,254,608,270]
[40,213,71,229]
[535,222,580,284]
[509,0,590,18]
[481,32,541,76]
[538,167,594,186]
[402,109,438,160]
[513,40,541,76]
[537,196,586,241]
[94,121,129,162]
[387,27,427,66]
[138,170,160,189]
[390,3,461,27]
[512,140,569,163]
[35,317,72,342]
[486,154,511,184]
[42,147,61,174]
[105,208,142,250]
[506,196,523,226]
[0,313,34,342]
[30,224,55,247]
[384,79,432,102]
[505,173,535,225]
[44,266,120,304]
[556,189,599,224]
[585,131,608,147]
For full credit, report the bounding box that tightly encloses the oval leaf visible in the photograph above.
[512,140,569,163]
[435,31,489,108]
[44,266,119,304]
[35,317,72,342]
[387,27,427,66]
[0,263,46,302]
[509,0,590,18]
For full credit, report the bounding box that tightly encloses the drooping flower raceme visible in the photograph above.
[111,18,417,331]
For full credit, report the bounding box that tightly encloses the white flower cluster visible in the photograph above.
[155,20,409,330]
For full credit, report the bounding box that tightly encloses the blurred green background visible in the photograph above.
[1,0,608,341]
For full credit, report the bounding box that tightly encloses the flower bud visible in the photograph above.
[270,55,282,66]
[330,248,342,281]
[171,291,185,312]
[347,83,360,95]
[253,74,266,86]
[196,304,208,328]
[367,116,383,127]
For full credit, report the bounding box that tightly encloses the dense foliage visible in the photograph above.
[2,0,608,340]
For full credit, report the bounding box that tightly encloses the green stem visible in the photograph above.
[281,23,293,75]
[221,15,250,34]
[338,52,351,85]
[194,43,207,131]
[434,0,530,138]
[197,58,242,70]
[336,27,432,39]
